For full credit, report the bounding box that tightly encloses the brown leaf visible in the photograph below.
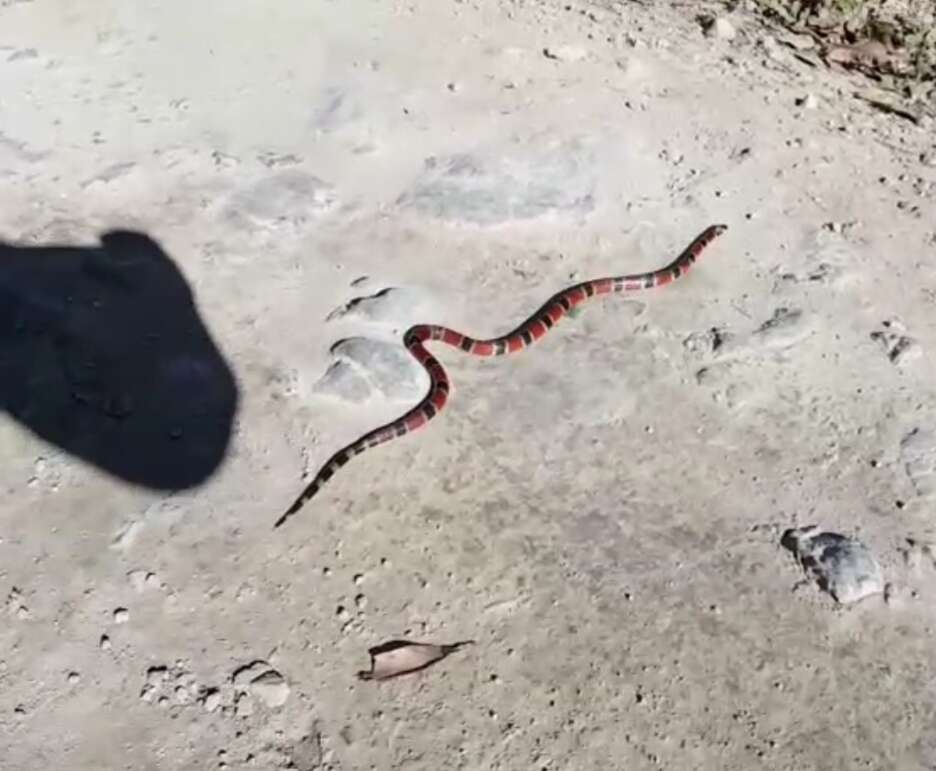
[357,639,474,681]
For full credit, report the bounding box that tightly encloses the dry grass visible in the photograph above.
[744,0,936,108]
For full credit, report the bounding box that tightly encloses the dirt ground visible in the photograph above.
[3,1,936,769]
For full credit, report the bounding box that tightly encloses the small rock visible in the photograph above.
[759,35,783,61]
[140,684,157,703]
[796,93,819,109]
[146,666,169,685]
[202,689,222,713]
[542,45,587,62]
[67,671,80,684]
[782,526,884,604]
[113,608,129,624]
[99,635,112,651]
[703,17,736,40]
[871,320,920,367]
[250,670,290,708]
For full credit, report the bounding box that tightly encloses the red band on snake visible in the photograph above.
[275,224,727,528]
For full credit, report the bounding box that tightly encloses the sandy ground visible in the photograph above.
[3,0,936,768]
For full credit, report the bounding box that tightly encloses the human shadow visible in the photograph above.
[0,229,238,489]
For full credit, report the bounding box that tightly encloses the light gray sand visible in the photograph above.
[3,1,936,768]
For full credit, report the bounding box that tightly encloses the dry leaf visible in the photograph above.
[357,639,474,681]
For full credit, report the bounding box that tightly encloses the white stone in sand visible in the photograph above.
[783,526,884,605]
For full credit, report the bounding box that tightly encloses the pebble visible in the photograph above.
[703,17,736,40]
[796,93,818,109]
[782,526,884,604]
[760,35,783,61]
[542,45,587,62]
[203,690,222,713]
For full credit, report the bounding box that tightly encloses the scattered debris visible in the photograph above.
[821,220,860,235]
[782,525,884,605]
[900,537,936,574]
[756,307,802,334]
[139,661,209,710]
[357,639,474,681]
[871,319,920,367]
[5,587,30,619]
[682,326,729,355]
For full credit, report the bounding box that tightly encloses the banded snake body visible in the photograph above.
[275,224,727,528]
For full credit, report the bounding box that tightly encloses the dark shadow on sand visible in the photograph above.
[0,229,238,489]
